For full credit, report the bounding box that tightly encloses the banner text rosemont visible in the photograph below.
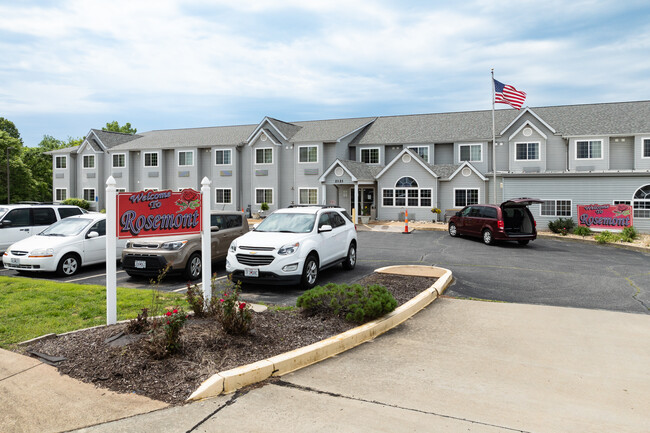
[120,209,200,237]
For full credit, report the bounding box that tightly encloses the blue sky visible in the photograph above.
[2,0,650,146]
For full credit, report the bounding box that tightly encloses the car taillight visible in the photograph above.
[498,221,504,230]
[534,220,537,227]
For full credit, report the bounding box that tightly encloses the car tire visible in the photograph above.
[482,229,494,245]
[184,252,202,280]
[301,254,319,290]
[518,240,530,245]
[448,222,459,237]
[342,242,357,270]
[57,253,80,276]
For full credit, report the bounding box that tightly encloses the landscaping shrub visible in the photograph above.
[620,226,638,242]
[209,277,252,335]
[62,197,90,210]
[296,282,398,324]
[147,307,188,358]
[126,308,150,334]
[595,230,619,244]
[548,218,575,235]
[573,226,592,237]
[185,281,206,318]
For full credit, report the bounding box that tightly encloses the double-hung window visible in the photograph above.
[255,148,273,164]
[83,188,96,202]
[299,188,318,205]
[459,144,482,162]
[255,188,273,204]
[55,156,67,169]
[643,138,650,158]
[299,146,318,163]
[215,188,232,204]
[112,153,125,168]
[454,189,479,207]
[361,148,380,164]
[215,149,231,165]
[55,188,67,201]
[83,155,95,169]
[144,152,158,167]
[540,199,572,217]
[515,142,540,160]
[178,151,194,166]
[408,146,429,162]
[576,140,602,159]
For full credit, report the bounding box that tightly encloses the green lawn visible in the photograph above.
[0,276,187,348]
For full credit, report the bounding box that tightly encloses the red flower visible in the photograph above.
[173,309,178,314]
[220,299,225,303]
[166,311,172,316]
[166,321,170,325]
[239,302,246,310]
[181,189,198,202]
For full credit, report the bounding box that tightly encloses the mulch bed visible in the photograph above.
[21,273,437,405]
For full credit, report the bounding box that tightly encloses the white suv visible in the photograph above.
[226,206,357,289]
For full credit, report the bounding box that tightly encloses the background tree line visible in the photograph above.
[0,118,136,204]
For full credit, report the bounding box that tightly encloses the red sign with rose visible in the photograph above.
[117,189,202,239]
[577,203,633,231]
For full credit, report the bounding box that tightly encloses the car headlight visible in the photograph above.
[29,248,54,257]
[161,240,187,250]
[229,240,237,253]
[125,240,133,248]
[278,242,299,256]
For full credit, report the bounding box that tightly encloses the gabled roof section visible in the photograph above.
[320,159,384,182]
[376,148,438,179]
[508,120,548,141]
[447,161,488,181]
[290,117,377,142]
[500,108,556,136]
[248,128,281,146]
[267,117,302,141]
[246,117,296,143]
[428,163,461,179]
[44,145,80,155]
[77,129,141,153]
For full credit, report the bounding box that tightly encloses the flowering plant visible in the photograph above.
[431,208,442,214]
[148,307,188,357]
[209,276,253,335]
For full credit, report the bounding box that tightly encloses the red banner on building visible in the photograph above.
[117,189,202,239]
[577,204,633,231]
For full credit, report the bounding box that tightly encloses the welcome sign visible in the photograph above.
[117,189,202,239]
[577,204,633,231]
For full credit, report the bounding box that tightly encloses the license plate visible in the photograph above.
[244,268,259,277]
[134,260,146,269]
[10,258,19,265]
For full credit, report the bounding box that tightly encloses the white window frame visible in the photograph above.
[178,150,194,167]
[112,153,126,168]
[298,188,318,205]
[215,149,232,166]
[407,146,430,163]
[575,139,603,160]
[143,152,159,168]
[55,155,67,169]
[116,188,126,193]
[360,147,380,164]
[613,200,631,205]
[514,142,541,161]
[453,188,480,208]
[642,138,650,159]
[215,188,232,204]
[83,188,96,202]
[298,145,318,163]
[255,147,273,165]
[540,199,572,217]
[82,154,95,169]
[458,143,483,163]
[633,184,650,219]
[55,188,67,201]
[381,188,433,207]
[255,188,274,205]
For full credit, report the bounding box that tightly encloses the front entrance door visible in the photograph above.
[351,187,375,217]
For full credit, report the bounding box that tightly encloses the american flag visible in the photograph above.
[494,79,526,110]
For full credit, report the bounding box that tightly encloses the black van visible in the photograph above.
[448,198,543,245]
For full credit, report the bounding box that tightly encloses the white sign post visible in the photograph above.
[201,177,212,305]
[105,176,117,325]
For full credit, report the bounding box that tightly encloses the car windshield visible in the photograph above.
[0,207,7,219]
[40,217,95,236]
[254,213,315,233]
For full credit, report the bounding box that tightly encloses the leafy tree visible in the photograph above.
[0,130,31,204]
[0,117,22,141]
[103,121,137,134]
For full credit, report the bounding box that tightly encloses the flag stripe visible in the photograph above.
[494,79,526,110]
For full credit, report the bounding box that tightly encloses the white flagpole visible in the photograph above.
[491,69,497,204]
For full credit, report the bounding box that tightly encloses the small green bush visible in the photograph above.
[595,230,619,244]
[548,218,575,235]
[573,226,592,237]
[185,281,206,318]
[297,282,398,324]
[62,197,90,210]
[209,277,252,335]
[620,226,638,242]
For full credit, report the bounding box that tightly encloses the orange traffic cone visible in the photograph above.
[403,208,411,234]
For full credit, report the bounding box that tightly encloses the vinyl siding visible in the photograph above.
[609,137,634,170]
[434,143,453,165]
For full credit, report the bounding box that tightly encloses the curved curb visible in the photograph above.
[187,265,453,401]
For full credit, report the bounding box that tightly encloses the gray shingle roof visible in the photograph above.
[337,159,384,181]
[428,164,460,179]
[111,124,257,150]
[267,118,302,140]
[90,129,141,149]
[290,117,376,142]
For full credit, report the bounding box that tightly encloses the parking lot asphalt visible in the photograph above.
[2,231,649,313]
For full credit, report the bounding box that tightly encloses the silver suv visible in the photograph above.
[121,211,249,280]
[0,204,86,254]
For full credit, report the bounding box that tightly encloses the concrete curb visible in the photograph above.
[187,265,453,401]
[537,233,650,254]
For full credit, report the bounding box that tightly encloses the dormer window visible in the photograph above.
[515,142,540,161]
[83,155,95,169]
[256,148,273,164]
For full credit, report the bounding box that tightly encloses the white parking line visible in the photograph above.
[66,269,127,283]
[172,275,227,293]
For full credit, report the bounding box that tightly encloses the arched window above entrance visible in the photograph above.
[395,177,418,188]
[633,184,650,218]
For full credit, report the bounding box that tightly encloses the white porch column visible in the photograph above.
[354,182,359,224]
[105,176,117,325]
[321,184,327,205]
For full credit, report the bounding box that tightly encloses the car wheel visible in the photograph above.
[448,222,459,237]
[482,229,494,245]
[518,240,530,245]
[342,242,357,270]
[57,253,80,276]
[184,252,202,280]
[301,254,319,290]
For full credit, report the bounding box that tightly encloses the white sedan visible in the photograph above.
[2,214,124,277]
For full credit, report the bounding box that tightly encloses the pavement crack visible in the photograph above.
[607,267,650,312]
[0,362,42,383]
[273,380,532,433]
[185,390,244,433]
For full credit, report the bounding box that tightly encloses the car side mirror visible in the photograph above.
[0,220,11,227]
[211,226,220,232]
[87,231,99,238]
[319,224,332,232]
